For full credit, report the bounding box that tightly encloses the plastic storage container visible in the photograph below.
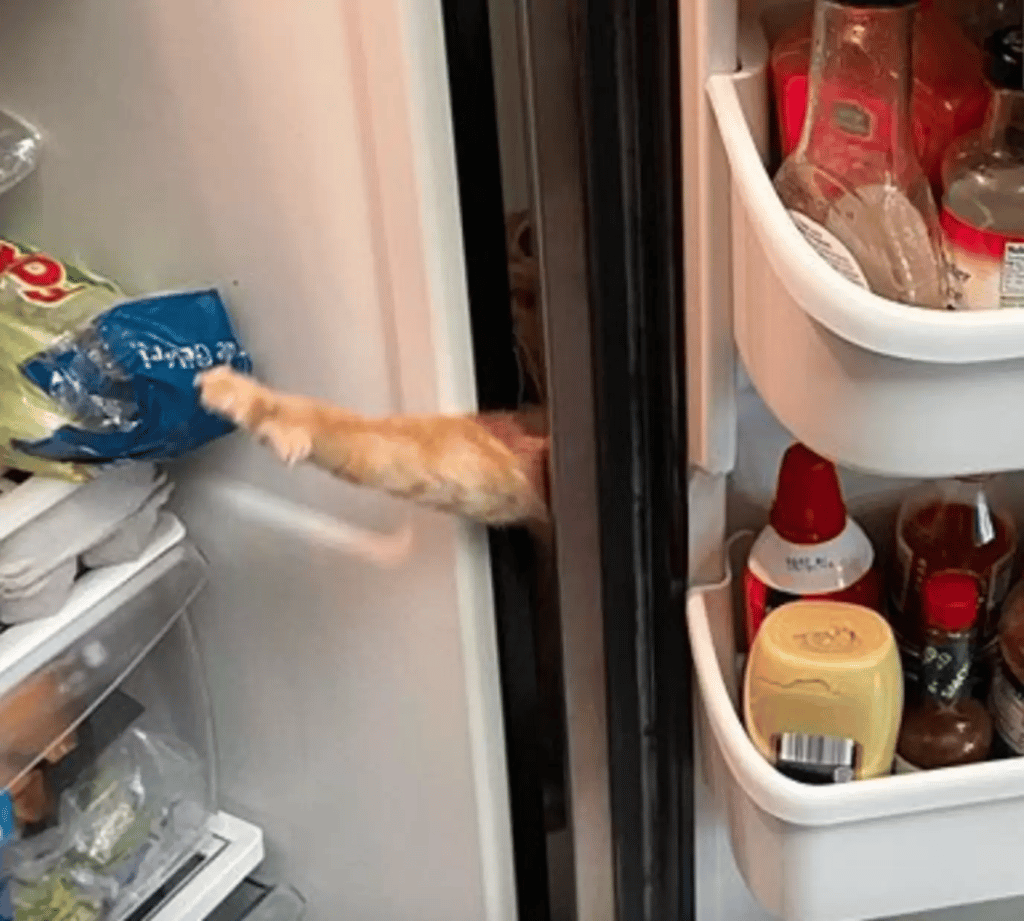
[0,503,266,921]
[706,16,1024,479]
[689,535,1024,921]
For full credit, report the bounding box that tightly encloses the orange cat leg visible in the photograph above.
[197,367,550,526]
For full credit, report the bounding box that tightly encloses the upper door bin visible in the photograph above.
[708,16,1024,479]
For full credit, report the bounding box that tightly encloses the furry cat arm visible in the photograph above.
[197,366,549,527]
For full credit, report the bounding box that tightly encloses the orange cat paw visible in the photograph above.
[256,419,312,467]
[197,366,269,428]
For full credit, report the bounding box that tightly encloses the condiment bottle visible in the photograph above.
[773,0,950,308]
[770,0,989,197]
[744,599,904,781]
[889,476,1017,690]
[895,571,993,772]
[990,578,1024,755]
[941,27,1024,310]
[744,443,883,648]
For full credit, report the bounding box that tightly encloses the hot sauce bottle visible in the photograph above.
[889,476,1017,692]
[771,0,990,197]
[895,571,993,772]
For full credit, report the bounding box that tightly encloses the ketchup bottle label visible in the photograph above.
[941,208,1024,310]
[745,520,878,644]
[990,662,1024,755]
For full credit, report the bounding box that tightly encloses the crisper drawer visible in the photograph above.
[688,537,1024,921]
[0,512,203,790]
[706,16,1024,480]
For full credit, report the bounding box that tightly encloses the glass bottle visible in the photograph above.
[895,571,993,771]
[941,27,1024,309]
[771,0,990,197]
[889,476,1018,690]
[774,0,951,308]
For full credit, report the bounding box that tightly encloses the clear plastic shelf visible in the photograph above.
[0,513,206,790]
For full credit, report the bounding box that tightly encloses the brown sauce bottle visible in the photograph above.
[890,477,1017,691]
[896,571,993,772]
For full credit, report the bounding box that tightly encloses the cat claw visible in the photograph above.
[257,420,312,467]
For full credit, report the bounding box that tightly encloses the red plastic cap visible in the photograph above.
[923,571,979,631]
[769,443,847,544]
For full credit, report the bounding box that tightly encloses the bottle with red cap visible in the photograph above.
[743,442,883,649]
[895,571,993,772]
[889,476,1017,695]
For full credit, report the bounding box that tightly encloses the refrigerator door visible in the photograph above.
[0,3,513,920]
[470,0,694,917]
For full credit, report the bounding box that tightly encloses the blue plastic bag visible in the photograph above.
[16,289,251,465]
[0,237,251,478]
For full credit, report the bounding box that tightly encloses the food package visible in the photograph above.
[0,238,251,479]
[0,463,167,624]
[7,727,211,921]
[0,674,73,786]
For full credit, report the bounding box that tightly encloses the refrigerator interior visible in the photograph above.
[686,0,1024,919]
[0,3,516,920]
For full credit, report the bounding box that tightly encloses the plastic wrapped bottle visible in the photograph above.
[771,0,990,196]
[774,0,951,308]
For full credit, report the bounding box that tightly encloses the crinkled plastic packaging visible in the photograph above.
[6,727,211,921]
[0,239,251,479]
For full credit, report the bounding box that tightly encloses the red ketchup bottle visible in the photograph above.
[744,443,884,649]
[770,0,990,197]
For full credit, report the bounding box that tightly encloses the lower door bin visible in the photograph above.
[688,538,1024,921]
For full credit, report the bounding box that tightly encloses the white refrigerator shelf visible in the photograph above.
[147,813,265,921]
[0,513,187,698]
[707,16,1024,479]
[688,538,1024,921]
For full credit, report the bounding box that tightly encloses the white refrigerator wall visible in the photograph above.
[0,3,515,920]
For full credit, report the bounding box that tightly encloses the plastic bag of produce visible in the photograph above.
[7,726,211,921]
[0,238,251,479]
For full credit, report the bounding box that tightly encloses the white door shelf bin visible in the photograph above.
[688,537,1024,921]
[708,18,1024,479]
